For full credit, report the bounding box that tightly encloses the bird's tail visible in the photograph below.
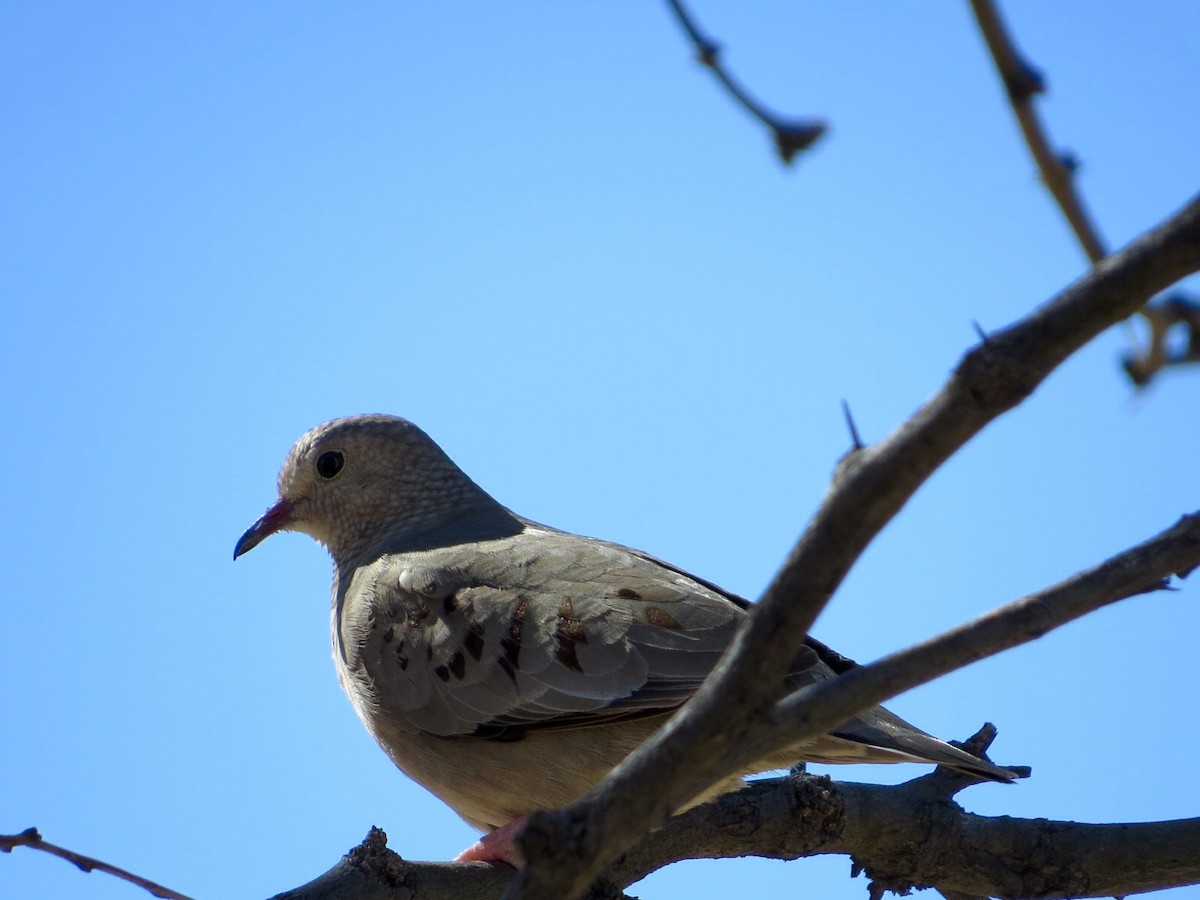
[804,706,1026,782]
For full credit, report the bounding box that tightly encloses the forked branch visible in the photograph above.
[507,193,1200,900]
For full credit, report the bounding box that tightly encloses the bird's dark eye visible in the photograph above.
[315,450,345,479]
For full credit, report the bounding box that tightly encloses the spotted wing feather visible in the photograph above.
[336,527,743,738]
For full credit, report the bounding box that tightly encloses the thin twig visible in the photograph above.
[969,0,1200,386]
[663,0,826,164]
[1122,292,1200,387]
[505,194,1200,900]
[1,827,195,900]
[969,0,1106,262]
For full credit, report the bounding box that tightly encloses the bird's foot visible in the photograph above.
[455,818,526,868]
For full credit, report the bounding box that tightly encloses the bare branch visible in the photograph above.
[1122,292,1200,387]
[0,827,195,900]
[275,774,1200,899]
[969,0,1107,263]
[270,827,518,900]
[746,511,1200,774]
[663,0,826,164]
[505,194,1200,900]
[969,0,1200,386]
[620,774,1200,897]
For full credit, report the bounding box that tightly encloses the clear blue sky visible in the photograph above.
[4,4,1198,899]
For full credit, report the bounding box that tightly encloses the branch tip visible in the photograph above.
[665,0,824,165]
[774,121,827,164]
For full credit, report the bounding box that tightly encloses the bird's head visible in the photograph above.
[234,414,498,562]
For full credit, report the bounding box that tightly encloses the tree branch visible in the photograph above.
[968,0,1200,387]
[273,769,1200,900]
[968,0,1107,263]
[736,511,1199,776]
[663,0,826,163]
[0,827,195,900]
[1122,292,1200,387]
[506,194,1200,900]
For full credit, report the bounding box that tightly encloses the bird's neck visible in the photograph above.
[331,493,524,570]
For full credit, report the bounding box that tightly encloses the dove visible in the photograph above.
[235,414,1019,866]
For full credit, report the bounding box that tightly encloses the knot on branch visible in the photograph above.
[788,772,845,848]
[344,827,409,890]
[956,332,1045,413]
[1003,58,1045,103]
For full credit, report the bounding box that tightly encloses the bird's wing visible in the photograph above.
[337,527,750,738]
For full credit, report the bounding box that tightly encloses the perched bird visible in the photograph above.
[235,415,1018,865]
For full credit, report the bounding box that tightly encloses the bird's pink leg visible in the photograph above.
[455,817,527,868]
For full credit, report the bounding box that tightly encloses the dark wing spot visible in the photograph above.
[443,592,457,615]
[434,664,450,682]
[617,587,641,600]
[644,607,681,629]
[555,640,583,673]
[498,595,529,681]
[557,616,588,644]
[555,599,588,642]
[554,598,587,672]
[382,626,395,644]
[463,623,485,661]
[448,651,466,680]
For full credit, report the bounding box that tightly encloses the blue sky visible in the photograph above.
[3,4,1198,899]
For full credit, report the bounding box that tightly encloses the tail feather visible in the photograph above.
[826,706,1024,782]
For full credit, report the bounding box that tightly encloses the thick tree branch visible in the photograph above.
[275,768,1200,900]
[619,772,1200,898]
[663,0,826,163]
[506,194,1200,900]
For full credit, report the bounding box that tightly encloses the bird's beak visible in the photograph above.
[234,498,296,559]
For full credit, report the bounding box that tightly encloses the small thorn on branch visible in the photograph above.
[842,400,865,451]
[1003,59,1045,103]
[695,40,720,69]
[1058,150,1080,174]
